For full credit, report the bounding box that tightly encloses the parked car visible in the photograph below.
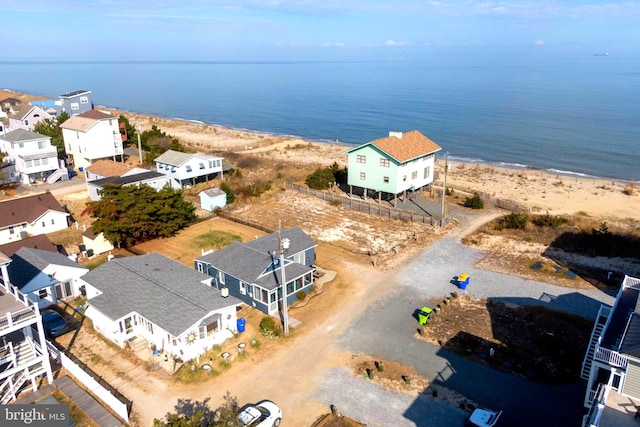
[237,400,282,427]
[467,408,502,427]
[42,309,72,338]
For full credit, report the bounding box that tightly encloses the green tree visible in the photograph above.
[463,193,484,209]
[219,181,235,204]
[84,183,196,247]
[118,115,137,146]
[140,125,185,164]
[305,166,336,190]
[33,111,70,159]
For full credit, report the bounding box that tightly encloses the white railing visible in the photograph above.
[46,342,130,422]
[0,279,40,332]
[583,383,609,427]
[594,347,628,369]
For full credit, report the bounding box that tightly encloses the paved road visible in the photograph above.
[311,211,615,427]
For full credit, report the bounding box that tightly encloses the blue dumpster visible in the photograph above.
[237,318,246,333]
[456,273,470,290]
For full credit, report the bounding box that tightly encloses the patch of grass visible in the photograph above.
[193,230,242,249]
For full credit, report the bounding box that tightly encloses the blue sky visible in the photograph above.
[5,1,639,60]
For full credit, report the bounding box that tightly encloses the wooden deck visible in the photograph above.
[598,388,640,427]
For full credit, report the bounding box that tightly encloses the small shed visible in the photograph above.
[199,188,226,211]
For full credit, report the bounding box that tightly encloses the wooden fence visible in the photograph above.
[285,182,446,226]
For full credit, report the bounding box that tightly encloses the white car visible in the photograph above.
[237,400,282,427]
[468,408,502,427]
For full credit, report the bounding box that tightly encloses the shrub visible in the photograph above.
[624,180,636,196]
[296,290,307,301]
[531,213,569,228]
[499,212,529,229]
[305,167,336,190]
[219,181,235,204]
[463,193,484,209]
[259,316,276,333]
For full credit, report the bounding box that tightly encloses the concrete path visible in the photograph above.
[312,212,615,427]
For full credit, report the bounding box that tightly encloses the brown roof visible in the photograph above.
[0,192,67,228]
[79,109,113,120]
[60,110,113,132]
[368,131,442,162]
[0,235,56,257]
[85,159,130,177]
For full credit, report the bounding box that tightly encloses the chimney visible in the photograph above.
[389,131,403,139]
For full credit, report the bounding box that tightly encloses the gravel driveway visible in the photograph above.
[311,211,615,427]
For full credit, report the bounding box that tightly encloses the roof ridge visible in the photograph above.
[113,255,215,313]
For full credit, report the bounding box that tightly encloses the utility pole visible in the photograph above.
[278,220,290,334]
[137,124,143,165]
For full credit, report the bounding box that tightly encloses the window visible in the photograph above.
[199,163,205,169]
[38,289,48,299]
[423,166,431,179]
[25,160,33,168]
[42,158,48,165]
[403,175,407,182]
[158,164,164,169]
[51,219,55,225]
[356,155,366,164]
[25,120,29,126]
[218,271,225,285]
[19,143,24,149]
[42,221,46,227]
[80,96,89,104]
[34,159,41,166]
[239,282,246,295]
[359,172,366,180]
[383,176,389,183]
[380,158,390,167]
[34,114,40,118]
[71,103,79,110]
[196,262,204,273]
[186,165,192,172]
[411,171,417,180]
[9,226,14,235]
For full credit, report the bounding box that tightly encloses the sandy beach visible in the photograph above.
[3,88,638,222]
[112,105,640,223]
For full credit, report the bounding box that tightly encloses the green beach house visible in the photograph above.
[346,130,442,203]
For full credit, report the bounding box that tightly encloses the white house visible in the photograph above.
[199,188,227,211]
[61,109,124,170]
[0,252,54,404]
[86,168,181,201]
[154,150,223,188]
[0,192,70,245]
[0,129,60,184]
[81,227,114,257]
[7,247,89,309]
[7,104,53,131]
[80,252,243,362]
[346,130,442,202]
[84,159,133,182]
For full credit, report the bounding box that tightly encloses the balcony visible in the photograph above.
[0,279,39,334]
[594,347,629,369]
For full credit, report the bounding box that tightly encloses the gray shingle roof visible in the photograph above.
[196,227,316,291]
[90,171,165,187]
[9,247,86,289]
[83,252,242,337]
[154,150,221,167]
[0,129,49,143]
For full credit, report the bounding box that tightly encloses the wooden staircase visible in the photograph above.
[0,340,44,404]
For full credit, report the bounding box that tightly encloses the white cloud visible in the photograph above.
[534,39,545,45]
[322,42,346,47]
[384,40,407,46]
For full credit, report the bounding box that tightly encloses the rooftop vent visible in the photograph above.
[389,131,403,139]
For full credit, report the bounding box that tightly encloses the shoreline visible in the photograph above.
[2,88,633,183]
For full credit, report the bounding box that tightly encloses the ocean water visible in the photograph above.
[2,50,639,180]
